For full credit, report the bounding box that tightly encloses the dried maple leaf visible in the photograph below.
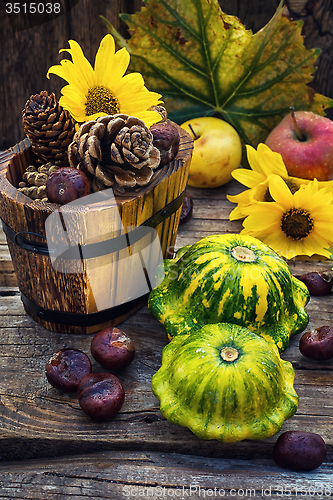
[106,0,333,146]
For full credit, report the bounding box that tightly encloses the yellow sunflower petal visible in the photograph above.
[307,186,333,210]
[133,110,162,128]
[47,34,163,126]
[248,181,271,203]
[303,231,332,257]
[291,180,328,210]
[61,40,95,89]
[267,175,294,206]
[95,37,130,88]
[241,207,281,231]
[228,204,251,220]
[227,190,252,205]
[246,144,265,175]
[311,229,333,246]
[115,75,162,118]
[260,232,292,256]
[302,234,330,257]
[231,168,265,188]
[318,180,333,189]
[94,34,115,72]
[58,96,87,122]
[84,111,114,121]
[259,144,288,177]
[66,40,95,84]
[124,94,163,113]
[60,84,86,103]
[115,72,146,97]
[312,206,333,223]
[59,95,85,115]
[48,59,91,96]
[47,63,69,81]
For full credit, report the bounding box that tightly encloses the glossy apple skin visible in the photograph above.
[180,117,242,188]
[265,111,333,181]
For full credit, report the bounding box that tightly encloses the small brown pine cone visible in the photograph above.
[22,170,48,186]
[68,114,161,193]
[22,91,76,167]
[18,162,61,202]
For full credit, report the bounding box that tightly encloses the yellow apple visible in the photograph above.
[181,116,242,188]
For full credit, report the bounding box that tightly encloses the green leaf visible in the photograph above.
[117,0,333,146]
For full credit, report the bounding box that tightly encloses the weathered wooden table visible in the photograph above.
[0,176,332,499]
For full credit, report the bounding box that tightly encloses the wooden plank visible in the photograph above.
[0,291,331,464]
[0,450,332,499]
[0,177,331,489]
[1,0,333,491]
[0,221,15,284]
[0,273,17,287]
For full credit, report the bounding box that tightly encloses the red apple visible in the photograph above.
[265,110,333,181]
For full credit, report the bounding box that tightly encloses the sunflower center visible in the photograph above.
[85,86,119,116]
[281,208,314,240]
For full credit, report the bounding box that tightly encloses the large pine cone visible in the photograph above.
[22,91,76,167]
[68,114,161,193]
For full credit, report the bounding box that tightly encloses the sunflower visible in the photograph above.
[47,34,163,127]
[240,175,333,260]
[227,143,333,220]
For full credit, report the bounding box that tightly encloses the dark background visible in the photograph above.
[1,0,332,149]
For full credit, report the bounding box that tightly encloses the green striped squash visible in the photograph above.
[148,234,309,352]
[151,322,299,442]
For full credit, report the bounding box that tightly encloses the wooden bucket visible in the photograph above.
[0,126,193,334]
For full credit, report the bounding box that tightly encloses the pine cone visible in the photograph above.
[22,91,76,167]
[68,114,161,193]
[18,163,61,201]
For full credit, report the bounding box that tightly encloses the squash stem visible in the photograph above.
[221,346,239,362]
[290,106,306,141]
[188,123,199,140]
[231,246,256,262]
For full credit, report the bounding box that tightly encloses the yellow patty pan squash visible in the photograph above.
[148,234,310,352]
[151,322,299,442]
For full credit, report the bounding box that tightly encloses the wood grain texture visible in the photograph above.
[0,288,332,464]
[0,163,332,493]
[0,450,333,499]
[2,0,333,150]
